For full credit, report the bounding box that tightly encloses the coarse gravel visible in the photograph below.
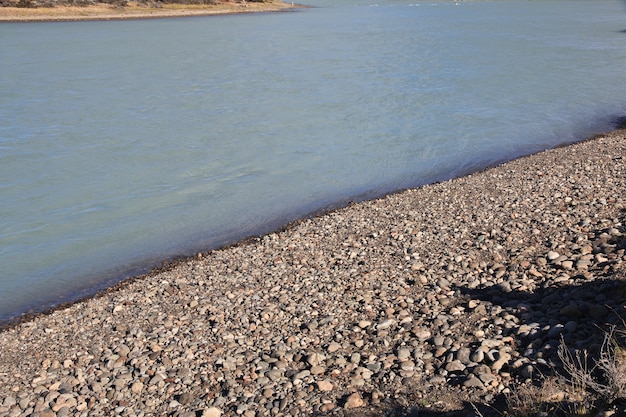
[1,130,626,417]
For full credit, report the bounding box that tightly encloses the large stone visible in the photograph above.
[317,380,334,392]
[344,393,364,409]
[203,407,222,417]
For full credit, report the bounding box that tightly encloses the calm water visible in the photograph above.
[1,0,626,322]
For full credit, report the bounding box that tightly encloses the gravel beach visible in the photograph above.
[1,130,625,417]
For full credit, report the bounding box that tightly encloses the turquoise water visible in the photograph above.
[1,0,626,322]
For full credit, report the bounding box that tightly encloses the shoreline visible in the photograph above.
[0,1,306,22]
[0,129,620,332]
[1,130,625,416]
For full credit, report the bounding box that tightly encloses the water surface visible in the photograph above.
[1,0,626,322]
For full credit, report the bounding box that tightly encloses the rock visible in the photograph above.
[400,360,416,371]
[310,365,326,375]
[317,380,334,392]
[589,304,608,319]
[377,319,395,330]
[519,364,534,379]
[397,348,411,362]
[462,375,485,389]
[433,336,445,346]
[456,347,472,364]
[470,349,485,363]
[547,251,560,261]
[548,324,565,339]
[344,393,364,409]
[561,303,583,319]
[202,407,222,417]
[177,392,192,405]
[327,342,342,353]
[320,402,336,412]
[306,353,325,366]
[131,381,144,394]
[491,349,511,373]
[437,277,450,288]
[293,370,310,380]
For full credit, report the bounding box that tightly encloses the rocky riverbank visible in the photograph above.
[1,130,626,417]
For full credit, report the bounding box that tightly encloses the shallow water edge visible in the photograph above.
[2,124,625,330]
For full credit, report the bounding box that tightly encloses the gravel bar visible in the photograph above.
[1,130,626,417]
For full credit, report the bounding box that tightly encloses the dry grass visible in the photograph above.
[558,327,626,405]
[0,0,298,21]
[505,327,626,417]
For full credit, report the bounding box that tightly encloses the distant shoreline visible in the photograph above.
[0,1,306,22]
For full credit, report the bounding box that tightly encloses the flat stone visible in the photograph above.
[327,342,342,353]
[317,380,334,392]
[547,251,560,261]
[203,407,222,417]
[444,360,465,372]
[377,319,395,330]
[462,375,485,389]
[310,365,326,375]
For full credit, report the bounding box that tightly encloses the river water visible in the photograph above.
[1,0,625,322]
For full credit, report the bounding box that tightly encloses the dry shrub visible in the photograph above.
[505,382,547,417]
[557,326,626,405]
[506,327,626,417]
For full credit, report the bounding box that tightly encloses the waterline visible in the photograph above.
[1,0,626,322]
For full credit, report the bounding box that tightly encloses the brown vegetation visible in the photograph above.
[0,0,299,21]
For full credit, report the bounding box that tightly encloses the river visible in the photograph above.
[1,0,625,322]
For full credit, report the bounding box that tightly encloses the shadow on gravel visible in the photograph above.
[375,290,626,416]
[337,398,508,417]
[462,276,626,361]
[452,276,626,417]
[391,220,626,417]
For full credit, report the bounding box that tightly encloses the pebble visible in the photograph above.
[317,380,334,392]
[2,131,626,417]
[202,407,222,417]
[344,393,364,409]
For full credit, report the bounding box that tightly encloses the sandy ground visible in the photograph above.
[0,1,303,22]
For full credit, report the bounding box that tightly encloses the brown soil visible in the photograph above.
[0,0,304,22]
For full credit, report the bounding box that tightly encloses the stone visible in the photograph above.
[344,393,364,409]
[131,381,144,394]
[306,353,325,366]
[547,251,560,261]
[456,347,472,364]
[317,380,334,392]
[561,303,582,319]
[320,402,336,412]
[462,375,485,389]
[327,342,342,353]
[203,407,222,417]
[589,304,608,319]
[491,349,511,373]
[177,392,192,405]
[444,360,465,372]
[377,319,395,330]
[310,365,326,375]
[397,348,411,362]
